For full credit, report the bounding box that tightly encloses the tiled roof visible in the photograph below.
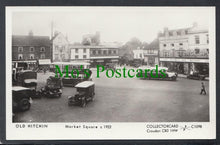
[12,35,51,46]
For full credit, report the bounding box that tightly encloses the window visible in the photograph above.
[195,48,200,54]
[179,43,183,46]
[195,35,200,44]
[164,52,169,57]
[83,55,86,59]
[18,54,23,60]
[103,50,107,55]
[207,49,209,54]
[75,55,79,59]
[30,47,35,52]
[75,48,78,53]
[171,43,174,47]
[206,34,209,44]
[18,47,23,52]
[163,44,166,47]
[108,50,112,54]
[98,50,101,54]
[114,50,117,54]
[83,48,87,53]
[92,50,96,55]
[140,54,142,58]
[29,54,34,59]
[55,54,59,60]
[40,53,45,59]
[40,47,45,52]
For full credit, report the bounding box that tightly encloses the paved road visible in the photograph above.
[14,69,209,122]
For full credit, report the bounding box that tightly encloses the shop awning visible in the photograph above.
[39,59,51,65]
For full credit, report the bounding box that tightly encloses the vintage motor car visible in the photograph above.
[15,70,37,90]
[12,86,33,111]
[37,76,62,98]
[68,81,95,107]
[138,66,177,81]
[187,72,206,80]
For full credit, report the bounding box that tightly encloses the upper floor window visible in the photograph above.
[30,47,35,52]
[40,47,45,52]
[75,55,79,59]
[195,35,200,44]
[163,44,166,47]
[29,54,34,59]
[98,50,101,55]
[83,55,87,59]
[114,50,117,54]
[179,43,183,46]
[195,48,200,54]
[171,43,174,47]
[140,54,142,58]
[18,54,23,60]
[108,50,112,54]
[103,50,107,55]
[206,34,209,44]
[164,51,169,57]
[83,48,87,53]
[18,47,23,52]
[75,48,78,53]
[40,53,45,59]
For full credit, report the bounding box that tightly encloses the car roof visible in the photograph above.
[12,86,31,91]
[75,81,95,88]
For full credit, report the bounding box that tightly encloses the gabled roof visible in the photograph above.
[12,35,51,46]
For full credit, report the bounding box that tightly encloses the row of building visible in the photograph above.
[133,23,209,75]
[12,31,120,69]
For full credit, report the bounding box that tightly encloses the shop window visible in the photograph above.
[30,47,35,52]
[18,47,23,52]
[18,54,23,60]
[40,47,45,52]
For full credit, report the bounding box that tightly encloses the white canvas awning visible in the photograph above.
[39,59,51,65]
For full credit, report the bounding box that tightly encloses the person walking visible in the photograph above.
[200,82,206,95]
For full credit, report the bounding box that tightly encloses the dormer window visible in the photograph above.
[18,47,23,52]
[40,47,45,52]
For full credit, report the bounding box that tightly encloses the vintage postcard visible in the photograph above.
[5,6,216,140]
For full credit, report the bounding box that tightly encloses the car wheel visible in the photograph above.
[19,98,30,111]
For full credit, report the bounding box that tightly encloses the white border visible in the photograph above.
[6,7,216,140]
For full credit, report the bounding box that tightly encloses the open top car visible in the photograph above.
[68,81,95,107]
[12,86,33,111]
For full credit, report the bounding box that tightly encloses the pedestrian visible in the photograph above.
[200,82,206,95]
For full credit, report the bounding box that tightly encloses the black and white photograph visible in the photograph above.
[5,6,216,140]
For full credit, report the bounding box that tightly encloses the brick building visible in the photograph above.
[12,31,51,69]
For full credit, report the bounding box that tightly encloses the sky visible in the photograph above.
[12,7,213,44]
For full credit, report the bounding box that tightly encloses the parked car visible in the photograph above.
[187,72,206,80]
[105,63,116,70]
[14,70,37,90]
[12,86,33,111]
[68,81,95,107]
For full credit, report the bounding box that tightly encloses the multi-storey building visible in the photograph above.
[12,31,51,69]
[158,23,209,75]
[51,32,70,62]
[143,39,159,66]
